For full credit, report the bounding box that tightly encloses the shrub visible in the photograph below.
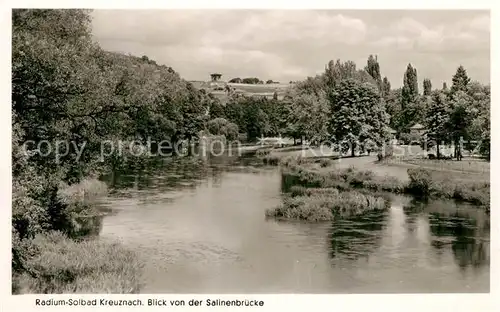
[363,175,405,193]
[319,158,332,168]
[452,181,490,206]
[341,167,375,187]
[261,155,280,166]
[256,149,271,156]
[407,168,433,196]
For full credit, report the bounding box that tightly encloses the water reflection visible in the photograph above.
[329,211,387,261]
[403,199,490,271]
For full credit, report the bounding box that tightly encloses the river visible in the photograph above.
[97,154,490,293]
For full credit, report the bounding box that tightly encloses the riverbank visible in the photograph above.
[12,232,143,294]
[270,156,489,209]
[12,177,143,294]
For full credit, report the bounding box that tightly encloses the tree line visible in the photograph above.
[227,77,281,84]
[221,56,490,160]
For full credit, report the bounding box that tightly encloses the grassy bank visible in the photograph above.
[279,158,489,208]
[12,232,143,294]
[12,177,143,294]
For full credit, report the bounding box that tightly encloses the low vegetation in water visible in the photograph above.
[12,232,143,294]
[289,186,340,197]
[266,190,387,222]
[281,163,489,208]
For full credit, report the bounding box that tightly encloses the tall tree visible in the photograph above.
[426,91,450,159]
[401,63,419,109]
[423,78,432,96]
[448,91,474,160]
[365,55,382,89]
[324,59,376,88]
[382,76,391,98]
[451,65,471,94]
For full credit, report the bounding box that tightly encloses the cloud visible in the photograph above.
[91,10,490,87]
[469,14,490,32]
[371,13,489,53]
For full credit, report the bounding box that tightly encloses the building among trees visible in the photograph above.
[210,73,222,82]
[410,123,427,136]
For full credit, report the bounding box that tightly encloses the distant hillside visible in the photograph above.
[189,80,292,103]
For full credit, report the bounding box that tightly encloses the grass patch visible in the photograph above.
[406,168,490,206]
[266,190,387,222]
[405,159,490,174]
[281,163,489,207]
[13,232,143,294]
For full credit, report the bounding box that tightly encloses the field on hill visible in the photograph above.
[227,82,292,93]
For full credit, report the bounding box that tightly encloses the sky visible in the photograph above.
[91,10,490,88]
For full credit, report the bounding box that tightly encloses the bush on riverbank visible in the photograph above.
[407,168,432,196]
[266,190,387,221]
[320,158,333,168]
[362,175,406,193]
[406,168,490,205]
[261,154,280,166]
[13,232,143,294]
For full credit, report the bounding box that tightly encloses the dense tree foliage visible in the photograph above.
[451,65,471,93]
[426,91,451,158]
[329,79,389,156]
[206,118,239,141]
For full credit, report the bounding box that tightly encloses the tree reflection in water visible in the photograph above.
[403,198,490,271]
[328,210,387,261]
[429,211,489,270]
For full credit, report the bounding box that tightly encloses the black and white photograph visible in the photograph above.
[7,4,493,303]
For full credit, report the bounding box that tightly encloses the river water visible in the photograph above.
[98,155,490,293]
